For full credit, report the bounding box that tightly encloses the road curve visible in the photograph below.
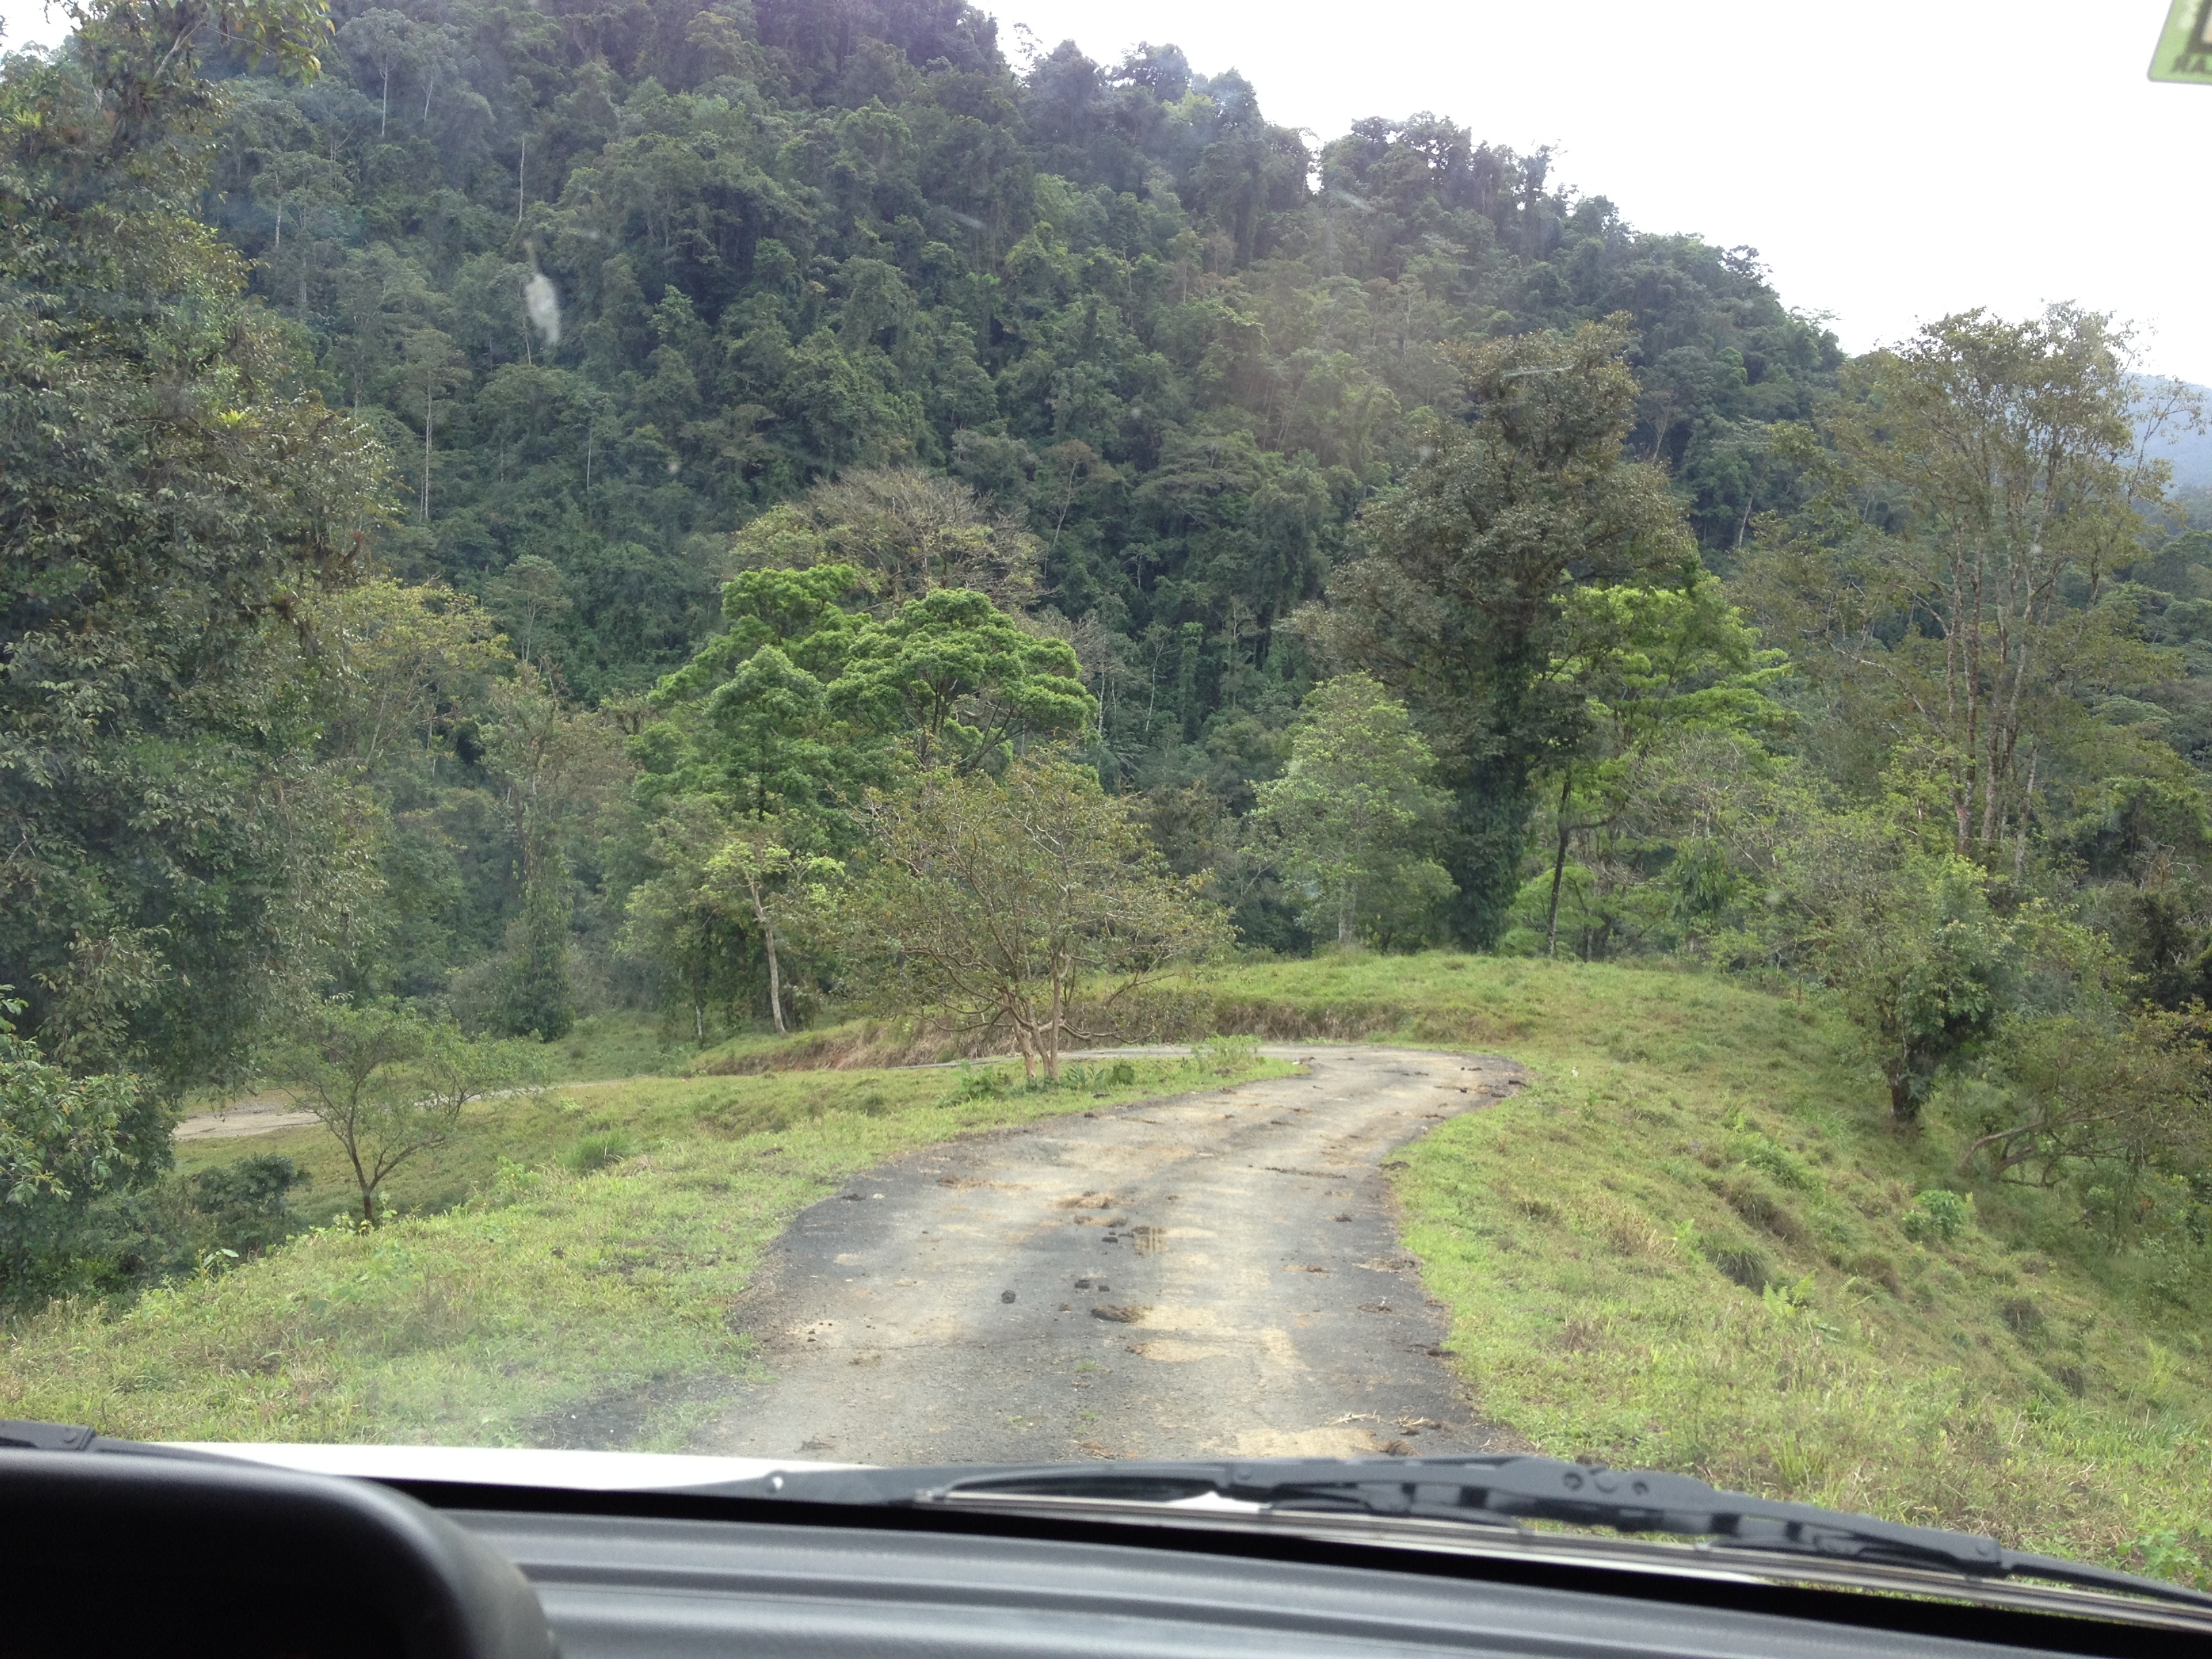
[695,1045,1529,1465]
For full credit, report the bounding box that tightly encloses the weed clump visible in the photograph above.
[1727,1120,1819,1191]
[1704,1239,1774,1292]
[943,1065,1013,1105]
[1193,1035,1261,1074]
[1902,1188,1972,1245]
[564,1131,636,1174]
[1718,1176,1806,1244]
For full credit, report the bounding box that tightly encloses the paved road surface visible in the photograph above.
[695,1045,1528,1465]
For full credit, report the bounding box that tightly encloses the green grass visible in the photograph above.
[535,1010,702,1082]
[0,1045,1287,1449]
[1162,953,2212,1584]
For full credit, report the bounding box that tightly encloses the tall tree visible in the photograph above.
[1303,319,1696,947]
[1243,674,1454,949]
[1742,308,2199,867]
[1,0,386,1094]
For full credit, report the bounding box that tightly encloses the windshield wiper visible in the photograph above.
[827,1454,2212,1614]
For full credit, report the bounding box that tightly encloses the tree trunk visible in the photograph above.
[763,926,786,1036]
[741,873,787,1036]
[1544,771,1573,958]
[1887,1067,1920,1126]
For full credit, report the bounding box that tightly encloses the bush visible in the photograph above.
[1193,1036,1261,1074]
[564,1130,636,1174]
[1727,1120,1818,1191]
[0,997,146,1306]
[186,1155,304,1258]
[1107,1060,1136,1086]
[943,1065,1012,1104]
[1902,1187,1973,1245]
[1712,1246,1773,1292]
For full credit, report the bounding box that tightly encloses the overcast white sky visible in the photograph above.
[5,0,2205,383]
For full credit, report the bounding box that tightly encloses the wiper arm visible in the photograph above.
[908,1454,2212,1613]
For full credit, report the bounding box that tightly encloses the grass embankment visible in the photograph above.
[0,1046,1286,1449]
[1149,954,2209,1582]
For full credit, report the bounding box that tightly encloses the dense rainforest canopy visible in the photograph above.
[197,0,1836,703]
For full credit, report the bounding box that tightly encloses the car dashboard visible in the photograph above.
[430,1493,2176,1659]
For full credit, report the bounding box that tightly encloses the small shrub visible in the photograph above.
[188,1155,305,1259]
[858,1090,889,1117]
[1761,1273,1818,1319]
[1997,1294,2046,1335]
[1107,1060,1136,1087]
[565,1130,636,1174]
[1706,1239,1774,1292]
[1730,1128,1818,1191]
[2130,1528,2210,1589]
[1902,1187,1972,1245]
[1720,1176,1806,1244]
[1193,1035,1261,1074]
[943,1065,1011,1104]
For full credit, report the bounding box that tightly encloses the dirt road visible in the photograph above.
[695,1045,1528,1465]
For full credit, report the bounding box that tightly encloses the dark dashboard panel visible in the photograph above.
[450,1510,2065,1659]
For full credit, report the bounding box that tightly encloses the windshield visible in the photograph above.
[3,0,2209,1610]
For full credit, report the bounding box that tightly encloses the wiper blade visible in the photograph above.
[905,1454,2212,1613]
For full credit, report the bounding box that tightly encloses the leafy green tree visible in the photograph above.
[277,999,532,1226]
[1966,1006,2212,1213]
[621,798,836,1040]
[1742,306,2199,865]
[827,588,1093,773]
[643,575,1090,827]
[485,555,571,671]
[620,800,758,1045]
[1775,825,2009,1126]
[1,0,387,1094]
[705,816,839,1036]
[1523,575,1791,958]
[1244,674,1454,949]
[729,468,1042,611]
[840,754,1229,1080]
[1305,319,1697,948]
[480,668,626,1039]
[0,992,140,1303]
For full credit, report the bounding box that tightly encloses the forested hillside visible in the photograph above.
[207,0,1833,703]
[7,0,1843,1038]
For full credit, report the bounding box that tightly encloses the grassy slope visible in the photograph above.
[0,1048,1286,1449]
[1157,954,2209,1582]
